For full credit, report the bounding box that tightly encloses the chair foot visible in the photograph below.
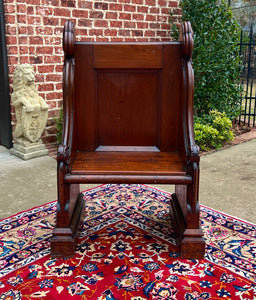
[180,229,205,259]
[50,233,76,258]
[50,192,85,258]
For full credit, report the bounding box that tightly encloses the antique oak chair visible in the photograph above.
[50,20,205,259]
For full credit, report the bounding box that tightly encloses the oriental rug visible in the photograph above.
[0,184,255,299]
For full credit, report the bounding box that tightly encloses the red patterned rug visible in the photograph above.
[0,184,255,299]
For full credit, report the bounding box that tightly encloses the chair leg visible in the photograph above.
[180,163,205,259]
[172,164,205,259]
[51,183,84,258]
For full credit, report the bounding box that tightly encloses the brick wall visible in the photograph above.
[4,0,181,145]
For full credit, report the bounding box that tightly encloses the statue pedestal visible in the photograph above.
[10,141,49,160]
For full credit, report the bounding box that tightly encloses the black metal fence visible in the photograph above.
[236,24,256,127]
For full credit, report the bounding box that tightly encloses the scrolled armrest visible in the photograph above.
[57,144,70,165]
[189,145,200,163]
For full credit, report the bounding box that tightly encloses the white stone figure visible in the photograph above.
[12,64,48,145]
[11,64,49,159]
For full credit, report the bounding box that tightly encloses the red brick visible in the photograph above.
[104,29,117,36]
[26,26,34,35]
[56,82,63,90]
[95,37,110,42]
[61,0,75,7]
[37,46,53,55]
[42,0,59,5]
[46,93,63,100]
[132,0,143,4]
[132,13,144,21]
[109,3,122,11]
[4,15,15,24]
[20,46,28,54]
[78,0,93,9]
[17,14,26,24]
[5,4,15,13]
[72,9,88,18]
[110,37,124,42]
[54,47,63,55]
[150,37,160,42]
[27,6,34,14]
[45,36,61,45]
[132,30,143,37]
[145,0,156,5]
[19,36,28,44]
[161,7,170,14]
[26,0,40,5]
[6,25,16,35]
[137,22,149,29]
[18,26,27,34]
[6,35,17,44]
[118,29,130,37]
[150,7,160,14]
[150,23,160,29]
[106,12,118,19]
[27,16,41,25]
[43,17,59,26]
[94,2,108,10]
[38,83,54,91]
[146,15,156,21]
[35,73,45,82]
[29,46,35,55]
[20,56,29,63]
[89,29,103,36]
[89,10,104,19]
[55,8,71,17]
[36,26,53,35]
[38,65,55,73]
[161,23,171,30]
[124,21,136,28]
[8,46,18,55]
[110,20,123,27]
[54,27,63,35]
[30,56,43,64]
[29,36,43,45]
[145,31,155,37]
[78,19,93,27]
[168,1,178,7]
[76,28,88,36]
[94,20,108,27]
[36,7,53,15]
[156,30,167,37]
[137,6,148,13]
[44,56,62,64]
[119,12,131,20]
[124,37,136,42]
[124,4,136,12]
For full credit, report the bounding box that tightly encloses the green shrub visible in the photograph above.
[53,106,63,144]
[194,110,234,151]
[170,0,243,120]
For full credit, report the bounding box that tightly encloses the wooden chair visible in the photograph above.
[50,20,205,259]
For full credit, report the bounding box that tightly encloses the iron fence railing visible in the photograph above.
[236,24,256,127]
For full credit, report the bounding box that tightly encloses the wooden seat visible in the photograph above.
[50,20,206,259]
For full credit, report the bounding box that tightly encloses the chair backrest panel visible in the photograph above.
[74,42,183,152]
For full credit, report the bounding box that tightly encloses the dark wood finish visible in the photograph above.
[0,1,12,149]
[50,20,205,259]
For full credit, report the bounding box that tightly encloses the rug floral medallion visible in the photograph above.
[0,184,255,299]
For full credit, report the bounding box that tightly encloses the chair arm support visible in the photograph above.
[179,21,200,166]
[59,21,75,166]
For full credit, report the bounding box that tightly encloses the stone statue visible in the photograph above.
[11,64,49,159]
